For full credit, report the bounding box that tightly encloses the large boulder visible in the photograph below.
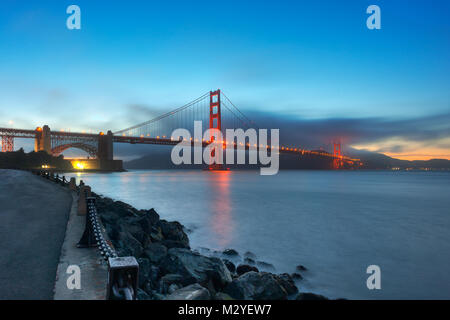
[120,221,151,248]
[159,274,185,294]
[161,239,190,249]
[161,248,232,290]
[224,272,288,300]
[274,273,298,295]
[236,264,259,276]
[137,258,151,288]
[144,243,168,264]
[222,259,236,273]
[159,220,190,248]
[165,283,211,300]
[117,231,143,257]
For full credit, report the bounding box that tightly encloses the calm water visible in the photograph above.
[69,170,450,299]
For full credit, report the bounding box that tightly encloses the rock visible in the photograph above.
[214,292,234,300]
[296,265,308,271]
[138,208,160,226]
[118,231,143,257]
[137,288,151,300]
[224,272,288,300]
[148,265,160,284]
[112,201,138,217]
[168,284,180,294]
[296,292,328,300]
[149,226,164,242]
[244,257,256,265]
[105,223,120,241]
[236,264,259,276]
[159,274,185,294]
[291,273,303,280]
[275,273,298,295]
[143,281,156,294]
[159,220,190,248]
[223,248,239,256]
[166,283,211,300]
[256,261,275,270]
[144,243,168,264]
[137,258,151,288]
[244,251,256,259]
[223,259,236,273]
[161,239,190,249]
[149,290,166,300]
[161,248,232,290]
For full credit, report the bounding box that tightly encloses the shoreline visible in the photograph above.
[91,190,329,300]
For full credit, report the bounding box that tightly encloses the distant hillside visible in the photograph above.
[125,148,450,170]
[347,149,450,170]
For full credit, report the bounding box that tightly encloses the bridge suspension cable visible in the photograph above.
[113,90,255,140]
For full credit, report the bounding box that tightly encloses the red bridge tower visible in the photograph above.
[333,141,343,169]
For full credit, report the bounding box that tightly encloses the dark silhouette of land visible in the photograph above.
[124,149,450,170]
[0,149,72,171]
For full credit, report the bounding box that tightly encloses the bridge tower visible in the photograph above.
[34,125,51,154]
[98,130,114,161]
[333,141,342,169]
[1,136,14,152]
[209,89,222,169]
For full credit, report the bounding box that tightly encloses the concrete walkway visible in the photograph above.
[53,191,107,300]
[0,169,72,299]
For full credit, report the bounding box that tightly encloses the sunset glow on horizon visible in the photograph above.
[352,137,450,161]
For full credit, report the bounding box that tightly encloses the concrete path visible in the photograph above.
[0,169,72,300]
[53,192,107,300]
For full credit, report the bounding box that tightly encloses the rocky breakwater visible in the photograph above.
[94,194,328,300]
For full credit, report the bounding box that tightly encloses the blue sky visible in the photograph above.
[0,0,449,159]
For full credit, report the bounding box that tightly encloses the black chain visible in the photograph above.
[86,198,118,260]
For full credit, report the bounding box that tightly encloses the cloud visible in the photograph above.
[245,110,450,151]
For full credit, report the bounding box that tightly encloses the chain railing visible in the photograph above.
[31,169,139,300]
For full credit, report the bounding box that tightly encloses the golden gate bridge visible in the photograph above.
[0,90,360,169]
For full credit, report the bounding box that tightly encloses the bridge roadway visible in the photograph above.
[0,169,72,299]
[0,127,361,165]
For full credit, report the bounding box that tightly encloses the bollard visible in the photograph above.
[107,257,139,300]
[77,185,91,216]
[69,177,77,191]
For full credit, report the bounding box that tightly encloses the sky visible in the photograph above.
[0,0,449,160]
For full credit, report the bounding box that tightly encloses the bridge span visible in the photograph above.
[0,90,360,170]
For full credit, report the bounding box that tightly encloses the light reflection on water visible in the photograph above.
[68,170,450,299]
[207,171,233,247]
